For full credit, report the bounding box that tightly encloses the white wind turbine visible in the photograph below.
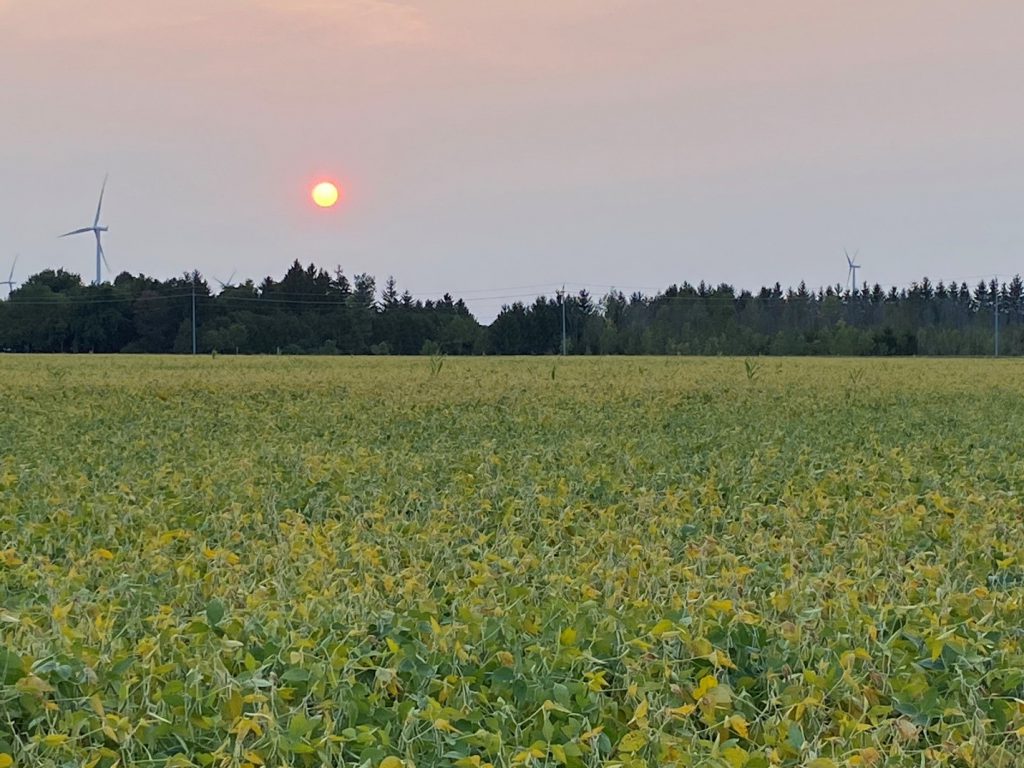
[1,255,17,298]
[214,270,237,291]
[845,249,861,293]
[60,175,110,285]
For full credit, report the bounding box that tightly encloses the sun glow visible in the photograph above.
[312,181,340,208]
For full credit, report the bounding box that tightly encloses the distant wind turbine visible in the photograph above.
[1,255,17,298]
[214,270,237,290]
[60,175,110,286]
[845,249,861,293]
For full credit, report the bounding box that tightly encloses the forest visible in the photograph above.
[1,259,1022,355]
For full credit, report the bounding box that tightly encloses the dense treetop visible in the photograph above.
[1,260,1021,355]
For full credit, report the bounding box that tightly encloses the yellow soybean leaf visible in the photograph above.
[693,675,718,700]
[433,718,460,733]
[225,690,243,721]
[542,699,571,714]
[618,730,648,753]
[722,746,748,767]
[586,671,607,692]
[0,754,12,768]
[631,698,649,723]
[667,704,696,718]
[650,619,674,638]
[233,717,263,740]
[42,734,69,748]
[706,683,732,707]
[807,760,837,768]
[0,550,21,567]
[708,599,734,614]
[559,627,577,646]
[712,649,738,669]
[730,714,749,739]
[860,747,882,765]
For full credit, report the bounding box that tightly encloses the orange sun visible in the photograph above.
[311,181,340,208]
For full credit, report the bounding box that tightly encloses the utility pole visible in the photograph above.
[191,273,197,355]
[994,278,1000,358]
[558,284,567,356]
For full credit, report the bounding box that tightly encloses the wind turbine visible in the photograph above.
[1,255,17,298]
[845,249,861,293]
[60,175,110,285]
[214,270,237,291]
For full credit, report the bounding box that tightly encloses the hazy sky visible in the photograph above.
[2,1,1023,320]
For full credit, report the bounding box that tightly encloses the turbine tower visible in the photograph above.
[60,175,110,286]
[1,255,17,298]
[845,249,861,293]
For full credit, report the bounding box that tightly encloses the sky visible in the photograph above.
[2,1,1023,321]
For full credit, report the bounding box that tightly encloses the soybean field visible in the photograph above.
[1,356,1024,768]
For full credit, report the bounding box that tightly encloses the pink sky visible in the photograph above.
[2,1,1022,317]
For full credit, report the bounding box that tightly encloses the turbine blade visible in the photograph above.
[215,270,236,290]
[94,174,108,227]
[60,227,94,237]
[8,254,16,283]
[99,239,111,273]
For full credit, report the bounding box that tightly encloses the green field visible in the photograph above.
[2,357,1024,767]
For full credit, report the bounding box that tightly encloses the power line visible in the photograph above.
[404,282,562,296]
[0,291,194,306]
[5,288,1008,309]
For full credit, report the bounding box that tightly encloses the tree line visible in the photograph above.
[2,260,1022,355]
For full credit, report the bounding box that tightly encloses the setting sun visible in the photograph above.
[311,181,340,208]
